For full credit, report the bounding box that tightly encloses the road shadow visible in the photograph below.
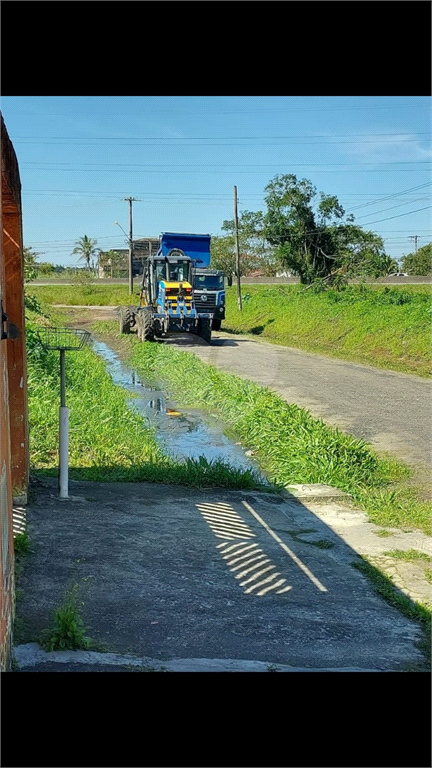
[155,333,246,348]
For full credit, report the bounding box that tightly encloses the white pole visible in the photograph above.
[59,406,69,499]
[59,349,69,499]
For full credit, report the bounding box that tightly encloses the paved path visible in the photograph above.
[13,478,429,672]
[174,331,431,471]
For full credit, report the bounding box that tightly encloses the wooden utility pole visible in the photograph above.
[409,235,419,254]
[233,186,242,311]
[123,197,139,294]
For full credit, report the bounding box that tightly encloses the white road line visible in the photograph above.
[241,500,328,593]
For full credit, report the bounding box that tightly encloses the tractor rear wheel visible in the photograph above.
[197,318,211,344]
[119,306,133,334]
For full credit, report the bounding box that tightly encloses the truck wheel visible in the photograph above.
[119,306,133,334]
[142,309,155,341]
[212,318,221,331]
[197,318,211,344]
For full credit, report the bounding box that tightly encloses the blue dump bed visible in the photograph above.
[159,232,211,267]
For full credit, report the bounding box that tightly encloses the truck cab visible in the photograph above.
[192,268,225,331]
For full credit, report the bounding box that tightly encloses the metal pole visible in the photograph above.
[233,186,242,311]
[59,349,69,499]
[128,198,133,295]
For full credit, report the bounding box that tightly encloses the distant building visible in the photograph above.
[99,237,160,277]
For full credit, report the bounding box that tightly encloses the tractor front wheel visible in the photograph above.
[119,306,134,334]
[197,318,212,344]
[138,309,155,341]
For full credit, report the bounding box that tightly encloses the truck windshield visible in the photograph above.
[194,274,224,290]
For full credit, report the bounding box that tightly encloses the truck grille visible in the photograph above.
[194,294,216,312]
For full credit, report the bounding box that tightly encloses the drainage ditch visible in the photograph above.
[92,339,266,479]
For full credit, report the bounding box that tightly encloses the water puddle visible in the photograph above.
[92,339,265,477]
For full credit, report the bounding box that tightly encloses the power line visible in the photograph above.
[354,196,431,220]
[349,205,432,226]
[23,161,430,168]
[345,182,432,211]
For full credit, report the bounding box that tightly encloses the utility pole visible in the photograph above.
[123,197,140,294]
[233,186,242,312]
[408,235,419,253]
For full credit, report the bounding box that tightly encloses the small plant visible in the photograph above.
[14,532,31,556]
[310,539,335,549]
[40,585,93,652]
[383,549,431,563]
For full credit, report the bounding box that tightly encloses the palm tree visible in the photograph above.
[72,235,99,271]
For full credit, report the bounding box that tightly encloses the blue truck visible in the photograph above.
[162,232,226,331]
[119,232,216,343]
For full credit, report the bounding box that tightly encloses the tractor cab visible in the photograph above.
[139,249,194,309]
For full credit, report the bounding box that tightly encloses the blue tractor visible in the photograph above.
[119,233,214,343]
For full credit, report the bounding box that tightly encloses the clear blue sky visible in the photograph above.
[1,95,431,268]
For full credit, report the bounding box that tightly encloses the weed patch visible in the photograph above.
[39,585,94,652]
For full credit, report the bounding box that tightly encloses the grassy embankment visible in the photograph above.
[29,282,431,377]
[223,283,431,378]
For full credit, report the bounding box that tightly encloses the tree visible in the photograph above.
[401,243,431,275]
[23,246,43,282]
[72,235,100,271]
[262,174,392,284]
[98,249,127,278]
[210,235,236,284]
[37,262,57,276]
[221,210,278,275]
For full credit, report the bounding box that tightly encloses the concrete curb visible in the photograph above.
[282,483,352,504]
[13,644,381,672]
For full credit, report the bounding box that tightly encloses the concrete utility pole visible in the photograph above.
[408,235,419,253]
[233,186,242,312]
[123,197,140,294]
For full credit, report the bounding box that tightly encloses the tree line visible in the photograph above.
[210,174,431,285]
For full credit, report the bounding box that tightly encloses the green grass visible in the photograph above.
[26,310,265,491]
[351,557,431,668]
[382,549,431,563]
[27,284,134,307]
[224,283,432,377]
[39,584,94,652]
[13,532,31,556]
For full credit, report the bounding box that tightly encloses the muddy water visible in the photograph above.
[92,339,266,477]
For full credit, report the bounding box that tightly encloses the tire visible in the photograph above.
[119,306,133,334]
[212,318,221,331]
[141,309,155,341]
[197,318,211,344]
